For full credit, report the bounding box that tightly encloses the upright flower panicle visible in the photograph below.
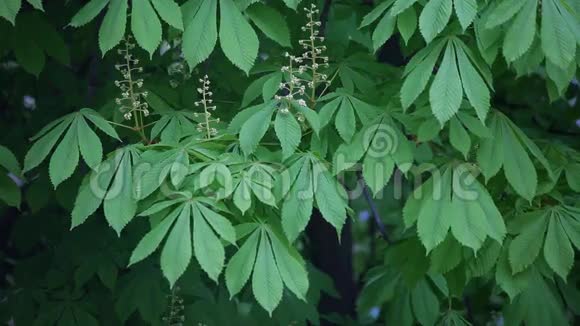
[300,4,329,98]
[114,35,149,122]
[194,75,219,139]
[276,4,330,110]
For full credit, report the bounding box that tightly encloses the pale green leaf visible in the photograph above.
[391,0,419,16]
[509,213,548,273]
[196,203,236,245]
[485,0,526,29]
[77,117,102,170]
[219,0,259,74]
[453,0,477,30]
[226,230,259,297]
[429,42,462,124]
[129,207,180,265]
[372,12,397,51]
[131,0,162,57]
[240,104,275,156]
[161,204,192,287]
[541,0,575,68]
[400,41,445,109]
[269,231,309,300]
[69,0,109,27]
[247,3,290,47]
[544,217,574,280]
[502,0,537,62]
[282,162,313,242]
[252,231,283,315]
[419,0,453,43]
[360,0,392,28]
[397,7,417,44]
[104,150,136,235]
[98,0,127,55]
[49,119,79,187]
[193,205,225,281]
[0,0,20,25]
[26,0,43,11]
[449,118,470,158]
[456,44,491,122]
[151,0,183,30]
[502,123,537,201]
[334,98,356,142]
[274,110,301,159]
[182,0,217,69]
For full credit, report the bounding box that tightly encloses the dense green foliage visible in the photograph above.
[0,0,579,325]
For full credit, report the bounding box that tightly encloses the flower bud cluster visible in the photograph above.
[114,35,149,120]
[194,75,219,138]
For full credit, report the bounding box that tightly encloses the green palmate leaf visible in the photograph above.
[193,204,225,281]
[196,203,236,245]
[274,110,301,159]
[397,7,417,44]
[161,205,192,288]
[129,207,180,265]
[49,119,79,187]
[509,211,548,273]
[541,0,575,69]
[363,155,395,196]
[313,160,347,235]
[359,0,392,28]
[334,98,356,142]
[26,0,43,11]
[501,123,537,201]
[262,72,282,102]
[76,117,102,170]
[239,103,275,156]
[268,230,309,300]
[151,0,183,30]
[543,216,574,280]
[372,12,397,51]
[496,246,532,300]
[71,150,120,228]
[69,0,109,27]
[419,0,452,43]
[103,149,137,235]
[81,108,120,140]
[247,3,290,47]
[98,0,127,55]
[391,0,419,16]
[455,41,490,122]
[131,0,162,57]
[24,117,71,172]
[449,117,470,158]
[415,169,452,252]
[429,41,462,124]
[252,230,284,315]
[233,178,252,214]
[226,229,260,297]
[281,159,312,241]
[219,0,259,74]
[406,165,506,253]
[453,0,477,30]
[401,40,445,109]
[485,0,526,29]
[502,0,537,62]
[0,0,20,24]
[182,0,217,69]
[0,145,21,176]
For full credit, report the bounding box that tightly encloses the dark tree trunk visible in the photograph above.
[306,209,357,323]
